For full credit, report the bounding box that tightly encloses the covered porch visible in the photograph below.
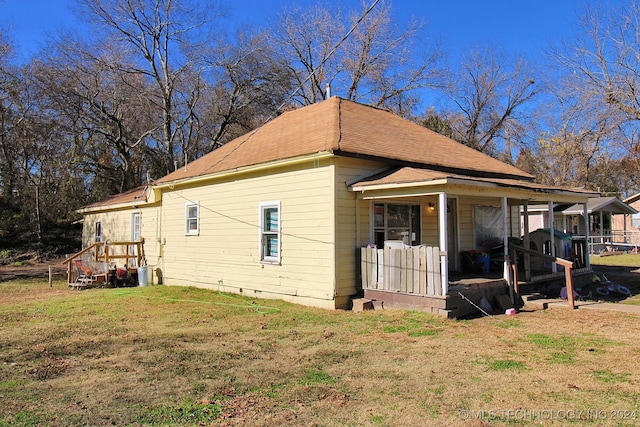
[350,167,598,317]
[561,197,638,253]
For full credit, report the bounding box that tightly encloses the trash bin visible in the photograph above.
[137,266,148,286]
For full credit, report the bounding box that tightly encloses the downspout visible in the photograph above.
[438,192,448,295]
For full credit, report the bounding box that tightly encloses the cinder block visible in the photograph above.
[352,298,374,312]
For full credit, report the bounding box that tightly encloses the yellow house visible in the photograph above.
[76,97,598,316]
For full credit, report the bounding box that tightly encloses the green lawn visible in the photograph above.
[590,253,640,267]
[1,279,639,426]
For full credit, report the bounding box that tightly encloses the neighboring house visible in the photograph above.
[76,97,598,315]
[563,197,638,249]
[612,193,640,245]
[522,197,637,248]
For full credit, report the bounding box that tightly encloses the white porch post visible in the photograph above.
[438,192,448,295]
[584,202,591,266]
[502,197,509,281]
[600,210,604,244]
[548,201,557,272]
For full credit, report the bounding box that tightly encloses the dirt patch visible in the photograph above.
[0,260,67,283]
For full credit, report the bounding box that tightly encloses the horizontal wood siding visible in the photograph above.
[335,158,388,305]
[421,196,439,246]
[160,163,337,307]
[82,206,159,269]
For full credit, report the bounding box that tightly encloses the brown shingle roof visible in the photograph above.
[81,185,148,210]
[156,97,532,184]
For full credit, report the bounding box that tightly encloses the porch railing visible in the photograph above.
[62,240,145,284]
[360,245,443,296]
[510,244,577,309]
[574,233,640,253]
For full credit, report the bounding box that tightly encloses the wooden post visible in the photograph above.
[511,244,576,311]
[556,258,576,310]
[565,266,575,310]
[49,265,52,287]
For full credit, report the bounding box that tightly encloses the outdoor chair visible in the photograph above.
[72,259,108,289]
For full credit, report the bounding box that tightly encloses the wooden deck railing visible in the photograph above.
[510,244,577,310]
[62,240,145,284]
[361,245,443,296]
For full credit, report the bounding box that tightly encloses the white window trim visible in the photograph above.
[185,202,199,235]
[131,212,141,241]
[259,201,281,264]
[95,221,103,243]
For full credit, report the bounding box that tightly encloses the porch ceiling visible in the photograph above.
[349,167,598,203]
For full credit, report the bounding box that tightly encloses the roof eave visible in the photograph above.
[351,175,597,202]
[154,151,335,190]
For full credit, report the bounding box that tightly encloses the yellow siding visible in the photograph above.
[334,158,388,306]
[159,163,337,309]
[421,196,440,245]
[81,205,160,271]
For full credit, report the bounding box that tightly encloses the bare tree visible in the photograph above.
[78,0,222,175]
[33,37,155,194]
[553,0,640,194]
[199,29,293,154]
[0,32,20,199]
[557,1,640,121]
[435,46,538,157]
[267,1,443,116]
[340,1,443,115]
[268,3,344,106]
[516,71,630,193]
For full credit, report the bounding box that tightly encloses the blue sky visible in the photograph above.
[1,0,584,64]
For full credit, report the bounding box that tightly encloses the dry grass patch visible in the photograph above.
[1,280,640,426]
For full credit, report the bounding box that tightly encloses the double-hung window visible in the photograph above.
[260,201,280,263]
[185,202,199,235]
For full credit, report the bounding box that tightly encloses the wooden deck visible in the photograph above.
[63,240,145,289]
